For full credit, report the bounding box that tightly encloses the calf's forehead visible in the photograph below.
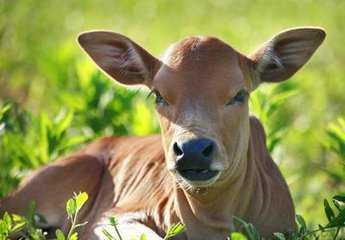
[153,36,249,102]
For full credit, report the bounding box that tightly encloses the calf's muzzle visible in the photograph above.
[173,138,219,181]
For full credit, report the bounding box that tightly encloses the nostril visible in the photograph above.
[202,142,214,157]
[173,142,183,156]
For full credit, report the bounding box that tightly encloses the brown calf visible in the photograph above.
[0,27,325,239]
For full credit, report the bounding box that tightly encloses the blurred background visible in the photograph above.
[0,0,344,229]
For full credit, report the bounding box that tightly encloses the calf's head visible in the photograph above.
[78,27,325,190]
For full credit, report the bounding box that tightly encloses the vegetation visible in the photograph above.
[0,192,88,240]
[0,0,345,239]
[1,192,345,239]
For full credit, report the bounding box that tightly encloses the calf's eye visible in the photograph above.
[226,89,248,106]
[153,90,168,106]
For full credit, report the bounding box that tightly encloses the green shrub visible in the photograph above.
[0,192,88,240]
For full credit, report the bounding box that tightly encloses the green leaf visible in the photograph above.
[325,209,345,228]
[140,234,147,240]
[0,104,11,120]
[233,216,248,226]
[273,232,286,240]
[11,214,24,222]
[246,223,260,240]
[109,217,118,226]
[66,199,77,218]
[10,220,26,233]
[56,229,66,240]
[75,192,88,212]
[333,194,345,203]
[55,110,74,136]
[230,232,248,240]
[102,229,114,240]
[296,214,307,234]
[332,199,342,211]
[69,232,78,240]
[38,113,50,164]
[164,223,185,239]
[324,199,335,222]
[233,217,260,240]
[26,201,37,225]
[0,219,9,236]
[3,212,12,229]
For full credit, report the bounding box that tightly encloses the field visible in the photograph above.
[0,0,345,239]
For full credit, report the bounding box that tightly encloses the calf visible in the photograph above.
[0,27,325,239]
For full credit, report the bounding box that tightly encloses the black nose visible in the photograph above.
[173,138,218,181]
[173,138,215,159]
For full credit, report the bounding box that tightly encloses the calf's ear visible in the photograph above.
[249,27,326,89]
[78,31,161,86]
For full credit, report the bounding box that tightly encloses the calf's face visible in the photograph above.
[78,27,325,190]
[153,37,251,188]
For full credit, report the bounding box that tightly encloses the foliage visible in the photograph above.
[0,103,86,197]
[321,118,345,187]
[0,193,186,240]
[163,223,186,240]
[64,192,89,240]
[0,71,158,197]
[231,194,345,239]
[0,192,88,240]
[249,82,298,153]
[2,192,344,240]
[326,118,345,159]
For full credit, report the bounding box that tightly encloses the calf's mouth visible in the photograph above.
[177,168,220,182]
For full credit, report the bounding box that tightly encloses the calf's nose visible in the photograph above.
[173,138,215,169]
[172,138,219,181]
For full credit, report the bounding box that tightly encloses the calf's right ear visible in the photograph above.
[248,27,326,90]
[78,31,161,86]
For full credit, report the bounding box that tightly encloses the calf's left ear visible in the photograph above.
[249,27,326,89]
[78,31,161,86]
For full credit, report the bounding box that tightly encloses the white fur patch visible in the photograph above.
[93,213,163,240]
